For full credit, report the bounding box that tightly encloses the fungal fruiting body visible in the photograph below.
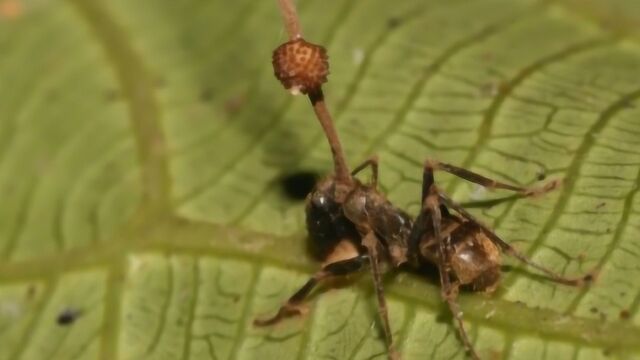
[272,38,329,95]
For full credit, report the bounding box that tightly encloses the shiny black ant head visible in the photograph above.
[306,177,337,210]
[305,177,359,260]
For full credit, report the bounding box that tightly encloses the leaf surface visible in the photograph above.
[1,0,640,359]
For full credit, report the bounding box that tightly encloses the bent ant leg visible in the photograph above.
[351,156,379,188]
[421,175,480,360]
[254,254,369,326]
[361,230,399,360]
[438,192,594,287]
[425,159,560,197]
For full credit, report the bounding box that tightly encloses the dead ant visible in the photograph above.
[255,152,591,359]
[259,33,593,359]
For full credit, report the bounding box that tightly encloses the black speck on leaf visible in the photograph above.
[56,308,82,326]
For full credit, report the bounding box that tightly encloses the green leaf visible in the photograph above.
[1,0,639,359]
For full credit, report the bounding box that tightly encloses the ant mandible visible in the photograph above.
[256,33,593,360]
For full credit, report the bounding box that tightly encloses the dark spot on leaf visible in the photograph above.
[536,172,546,181]
[387,17,401,28]
[583,273,595,283]
[57,308,82,326]
[620,309,631,320]
[280,171,319,200]
[590,307,598,314]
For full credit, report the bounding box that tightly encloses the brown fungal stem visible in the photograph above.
[275,0,353,190]
[308,90,353,188]
[277,0,302,40]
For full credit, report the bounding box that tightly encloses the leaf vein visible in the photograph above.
[144,256,174,355]
[181,258,199,360]
[450,38,611,193]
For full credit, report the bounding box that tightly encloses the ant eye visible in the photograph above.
[280,171,319,200]
[272,38,329,95]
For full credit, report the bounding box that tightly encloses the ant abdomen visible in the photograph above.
[419,220,502,293]
[449,223,501,293]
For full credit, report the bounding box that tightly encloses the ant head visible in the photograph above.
[307,177,337,208]
[305,176,361,261]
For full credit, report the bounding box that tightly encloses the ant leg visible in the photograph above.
[422,183,480,360]
[254,254,369,326]
[438,192,594,287]
[361,231,399,360]
[351,155,379,188]
[425,159,560,197]
[421,160,436,204]
[407,166,437,259]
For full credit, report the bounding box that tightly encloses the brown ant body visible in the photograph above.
[259,6,593,357]
[255,153,589,360]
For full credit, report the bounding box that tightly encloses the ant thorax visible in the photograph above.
[305,174,414,268]
[342,182,413,267]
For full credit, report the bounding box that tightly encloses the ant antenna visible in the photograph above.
[273,0,354,190]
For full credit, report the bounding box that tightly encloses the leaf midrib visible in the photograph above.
[2,213,639,351]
